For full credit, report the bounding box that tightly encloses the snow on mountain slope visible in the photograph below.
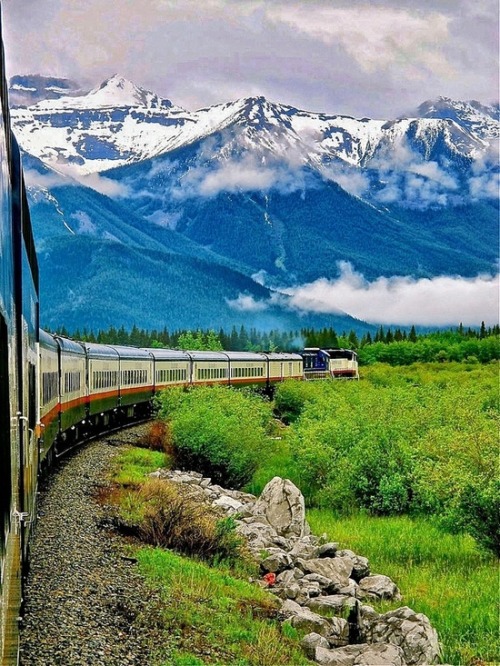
[417,96,499,140]
[10,77,495,178]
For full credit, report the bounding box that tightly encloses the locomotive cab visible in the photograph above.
[302,348,359,379]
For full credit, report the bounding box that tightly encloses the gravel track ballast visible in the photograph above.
[19,427,158,666]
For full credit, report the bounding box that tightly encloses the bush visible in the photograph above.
[277,366,500,554]
[451,480,500,556]
[156,386,271,488]
[137,420,169,451]
[127,479,246,563]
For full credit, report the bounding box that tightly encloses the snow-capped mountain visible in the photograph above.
[416,96,499,140]
[10,76,496,178]
[10,75,499,332]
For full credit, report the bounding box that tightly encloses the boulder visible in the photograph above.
[327,616,350,647]
[315,643,406,666]
[252,477,310,538]
[318,542,339,558]
[283,607,333,637]
[306,594,357,616]
[301,632,330,659]
[280,598,303,617]
[235,522,279,550]
[337,549,370,581]
[289,537,319,562]
[297,557,354,590]
[260,549,293,574]
[212,495,244,513]
[360,606,440,665]
[357,575,401,601]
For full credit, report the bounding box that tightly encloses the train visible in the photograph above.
[38,333,304,463]
[0,8,357,662]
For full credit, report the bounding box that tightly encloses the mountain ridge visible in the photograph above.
[11,75,499,333]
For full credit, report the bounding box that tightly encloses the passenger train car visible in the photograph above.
[38,336,303,462]
[0,12,40,662]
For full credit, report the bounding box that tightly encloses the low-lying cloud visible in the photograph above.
[226,293,270,312]
[171,152,310,200]
[286,262,499,326]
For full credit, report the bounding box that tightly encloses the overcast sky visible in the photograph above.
[2,0,499,118]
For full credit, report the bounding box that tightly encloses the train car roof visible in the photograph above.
[39,329,59,350]
[84,342,120,359]
[55,335,86,356]
[143,348,192,361]
[223,351,267,362]
[185,351,229,361]
[106,345,153,360]
[264,352,303,360]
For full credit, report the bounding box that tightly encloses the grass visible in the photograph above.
[308,509,500,666]
[110,446,168,485]
[134,547,312,666]
[106,445,312,665]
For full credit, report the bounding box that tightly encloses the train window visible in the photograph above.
[42,371,58,404]
[64,371,81,393]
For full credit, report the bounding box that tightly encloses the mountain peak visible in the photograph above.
[416,96,499,139]
[87,75,174,109]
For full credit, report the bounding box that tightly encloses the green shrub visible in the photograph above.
[125,478,246,563]
[274,380,319,423]
[450,480,500,556]
[156,386,271,488]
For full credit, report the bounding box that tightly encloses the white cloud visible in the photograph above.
[76,172,130,198]
[145,210,182,230]
[24,169,67,189]
[286,261,500,326]
[226,293,269,312]
[171,152,308,199]
[320,166,370,198]
[3,0,497,120]
[267,5,452,76]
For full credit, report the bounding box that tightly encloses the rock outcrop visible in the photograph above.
[150,470,441,666]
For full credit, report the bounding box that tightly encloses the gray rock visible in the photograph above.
[360,606,440,665]
[252,477,310,538]
[315,643,406,666]
[289,538,319,562]
[337,549,370,581]
[283,582,301,599]
[357,575,401,601]
[283,607,332,637]
[302,573,333,589]
[260,549,293,574]
[235,522,278,549]
[318,542,339,558]
[212,495,244,513]
[276,569,295,586]
[327,616,350,647]
[297,557,354,590]
[280,598,302,617]
[306,595,357,616]
[336,578,359,597]
[301,632,330,659]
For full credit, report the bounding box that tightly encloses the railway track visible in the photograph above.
[19,425,159,666]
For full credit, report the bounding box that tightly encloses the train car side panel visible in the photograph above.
[57,336,87,433]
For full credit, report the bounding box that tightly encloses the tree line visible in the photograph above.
[53,322,500,365]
